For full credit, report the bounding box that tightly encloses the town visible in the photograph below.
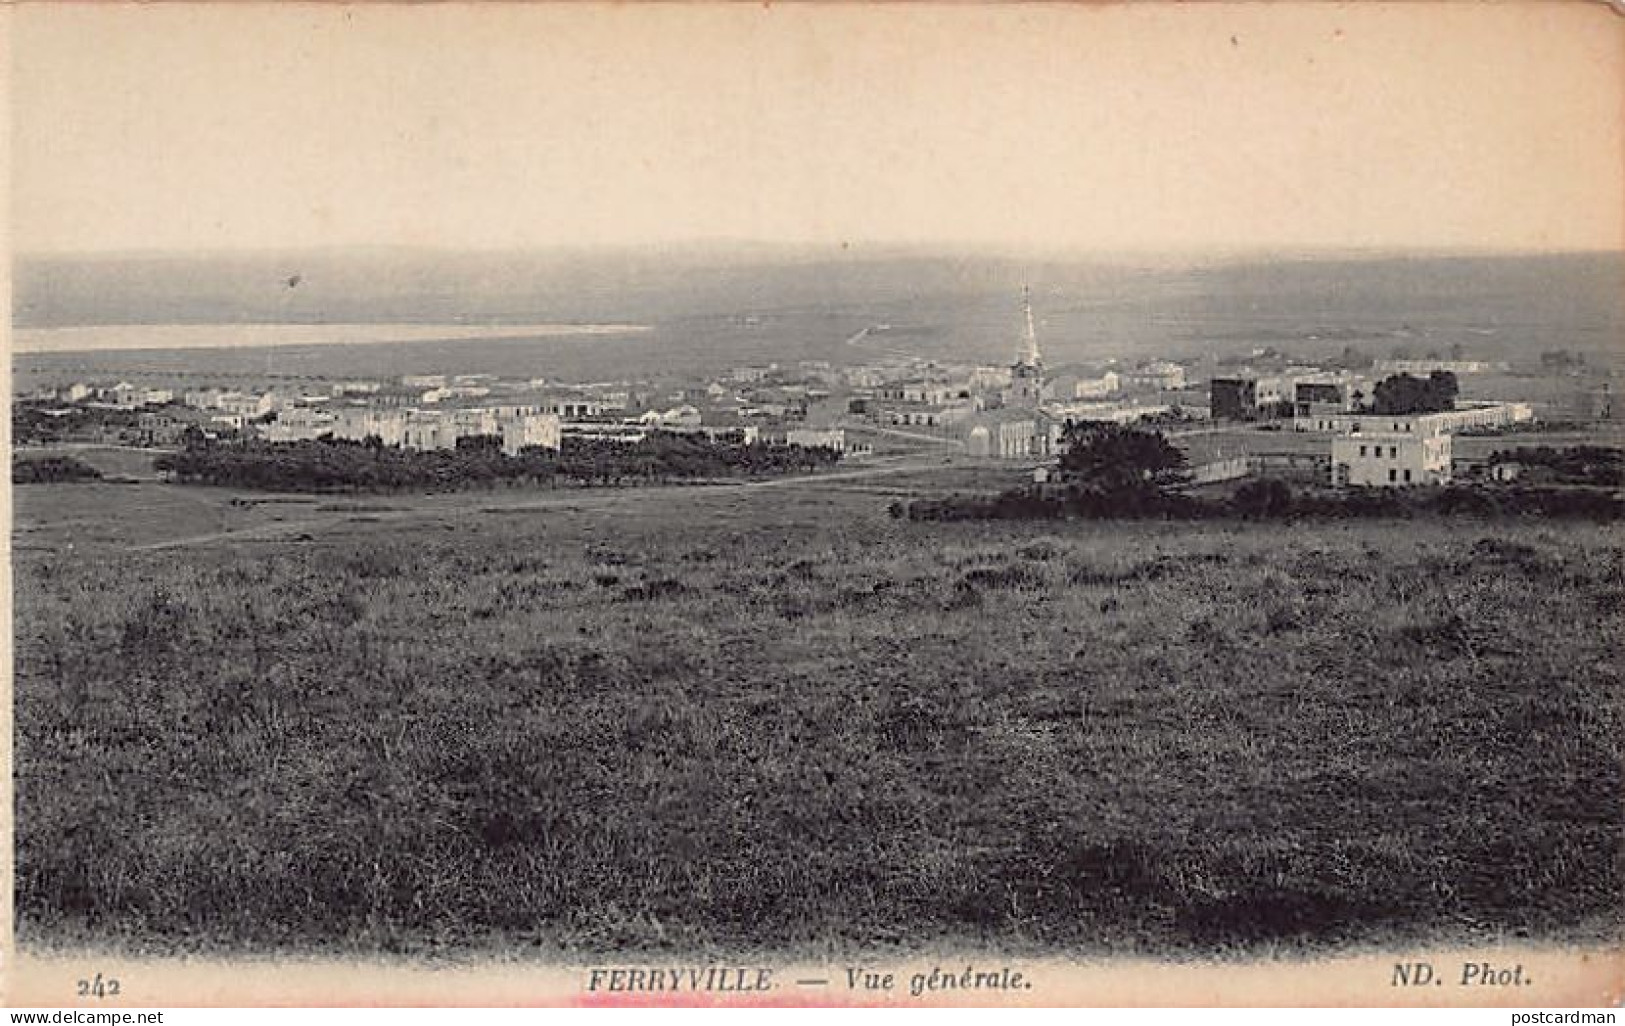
[14,286,1616,499]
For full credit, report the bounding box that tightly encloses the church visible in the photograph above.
[964,286,1060,459]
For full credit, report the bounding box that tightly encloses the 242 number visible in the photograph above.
[76,974,120,999]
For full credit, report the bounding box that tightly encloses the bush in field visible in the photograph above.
[1231,479,1293,519]
[12,455,102,484]
[1432,486,1502,518]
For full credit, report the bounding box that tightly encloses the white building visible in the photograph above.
[500,412,562,454]
[549,396,612,419]
[106,382,142,408]
[1300,402,1534,437]
[265,405,338,442]
[1332,432,1452,487]
[215,391,278,419]
[401,411,464,451]
[1118,362,1187,392]
[422,385,492,403]
[882,402,977,428]
[1049,401,1171,426]
[965,409,1057,459]
[965,366,1012,391]
[1374,359,1508,375]
[1073,372,1121,399]
[183,388,224,409]
[785,427,846,453]
[330,408,409,446]
[880,381,965,405]
[640,405,702,429]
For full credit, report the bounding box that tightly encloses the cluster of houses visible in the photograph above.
[843,292,1210,461]
[265,401,561,456]
[1209,370,1534,487]
[47,381,176,408]
[28,367,860,458]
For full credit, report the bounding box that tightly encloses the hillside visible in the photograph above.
[12,471,1623,957]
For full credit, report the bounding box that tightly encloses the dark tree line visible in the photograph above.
[153,431,840,493]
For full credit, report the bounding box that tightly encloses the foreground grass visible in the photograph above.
[13,486,1624,958]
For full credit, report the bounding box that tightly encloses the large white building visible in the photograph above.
[1297,401,1534,436]
[1332,432,1452,487]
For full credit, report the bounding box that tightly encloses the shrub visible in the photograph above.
[12,455,102,484]
[1231,479,1293,519]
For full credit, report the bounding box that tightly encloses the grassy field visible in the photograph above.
[12,471,1623,959]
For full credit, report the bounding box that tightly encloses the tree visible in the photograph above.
[1058,423,1190,495]
[1370,371,1458,415]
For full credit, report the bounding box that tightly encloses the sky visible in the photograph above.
[10,2,1624,257]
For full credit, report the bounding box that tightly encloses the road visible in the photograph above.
[839,420,964,448]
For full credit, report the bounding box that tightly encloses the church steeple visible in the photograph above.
[1019,283,1041,367]
[1008,284,1045,408]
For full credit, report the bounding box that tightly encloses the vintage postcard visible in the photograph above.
[4,0,1623,1010]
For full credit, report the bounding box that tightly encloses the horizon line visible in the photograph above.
[14,241,1625,265]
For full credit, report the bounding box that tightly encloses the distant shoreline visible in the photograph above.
[11,322,654,355]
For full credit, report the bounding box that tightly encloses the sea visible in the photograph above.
[12,249,1623,390]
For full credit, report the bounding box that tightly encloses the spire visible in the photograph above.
[1020,284,1041,366]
